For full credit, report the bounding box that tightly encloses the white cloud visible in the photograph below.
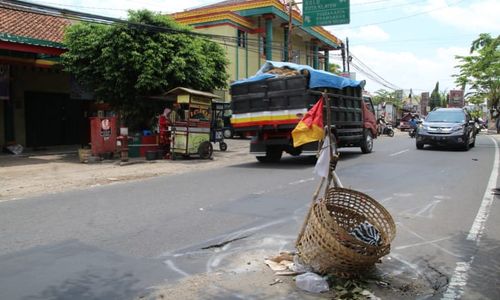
[328,25,390,42]
[416,0,500,32]
[344,45,469,93]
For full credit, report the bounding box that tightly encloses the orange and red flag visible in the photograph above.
[292,97,324,148]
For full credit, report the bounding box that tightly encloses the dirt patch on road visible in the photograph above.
[0,139,254,202]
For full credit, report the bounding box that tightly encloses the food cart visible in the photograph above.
[211,101,230,151]
[164,87,221,159]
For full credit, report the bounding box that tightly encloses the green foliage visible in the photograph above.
[62,10,229,128]
[373,89,401,108]
[329,63,341,74]
[430,81,442,110]
[454,33,500,110]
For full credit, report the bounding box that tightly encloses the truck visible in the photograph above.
[230,61,377,162]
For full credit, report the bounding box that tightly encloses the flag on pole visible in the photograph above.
[292,97,324,148]
[313,135,330,178]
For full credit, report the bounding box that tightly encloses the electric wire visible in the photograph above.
[1,0,409,91]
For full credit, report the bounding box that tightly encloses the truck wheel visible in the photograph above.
[256,147,282,163]
[288,147,302,156]
[360,130,373,154]
[198,141,213,159]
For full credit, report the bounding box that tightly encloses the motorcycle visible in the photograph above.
[408,127,417,138]
[380,124,394,137]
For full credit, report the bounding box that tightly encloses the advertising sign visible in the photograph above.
[421,92,429,115]
[395,90,404,101]
[303,0,350,27]
[449,90,464,108]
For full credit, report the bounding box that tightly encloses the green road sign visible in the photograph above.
[302,0,350,27]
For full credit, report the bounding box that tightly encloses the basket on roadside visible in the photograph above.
[78,148,92,163]
[296,187,396,276]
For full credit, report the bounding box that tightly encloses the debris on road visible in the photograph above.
[295,272,329,293]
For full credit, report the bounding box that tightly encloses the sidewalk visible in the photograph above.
[0,139,254,202]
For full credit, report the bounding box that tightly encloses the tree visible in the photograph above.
[62,10,229,129]
[430,82,442,110]
[372,89,402,109]
[454,33,499,111]
[328,63,341,74]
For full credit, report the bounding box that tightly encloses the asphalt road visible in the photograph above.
[1,132,499,299]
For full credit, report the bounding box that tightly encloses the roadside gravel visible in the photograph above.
[0,139,254,202]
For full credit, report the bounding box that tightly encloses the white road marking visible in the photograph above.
[389,149,409,156]
[396,235,454,250]
[467,137,499,242]
[442,260,473,299]
[442,137,499,299]
[397,222,461,257]
[415,200,441,218]
[164,259,190,277]
[288,177,314,185]
[394,192,413,197]
[379,197,393,203]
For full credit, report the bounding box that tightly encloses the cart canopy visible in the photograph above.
[165,87,221,99]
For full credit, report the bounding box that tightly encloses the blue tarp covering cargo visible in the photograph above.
[231,61,365,90]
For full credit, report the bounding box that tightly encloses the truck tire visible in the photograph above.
[223,128,233,139]
[360,130,373,154]
[256,147,282,163]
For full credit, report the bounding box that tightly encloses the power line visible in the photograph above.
[353,0,427,15]
[2,0,407,91]
[349,52,401,90]
[337,0,466,30]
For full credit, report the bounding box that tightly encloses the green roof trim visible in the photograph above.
[0,33,66,49]
[237,6,339,49]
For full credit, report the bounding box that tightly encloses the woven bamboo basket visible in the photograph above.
[296,187,396,276]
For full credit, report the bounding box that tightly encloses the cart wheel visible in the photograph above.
[198,141,213,159]
[219,142,228,152]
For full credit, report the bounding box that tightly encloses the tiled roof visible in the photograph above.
[0,6,72,43]
[193,0,249,11]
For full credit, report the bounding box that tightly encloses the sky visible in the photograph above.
[24,0,500,95]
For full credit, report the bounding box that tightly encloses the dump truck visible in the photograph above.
[230,61,377,162]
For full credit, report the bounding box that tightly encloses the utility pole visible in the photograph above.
[341,42,346,72]
[287,0,294,62]
[346,37,350,73]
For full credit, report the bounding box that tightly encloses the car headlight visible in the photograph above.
[421,124,430,130]
[452,125,465,132]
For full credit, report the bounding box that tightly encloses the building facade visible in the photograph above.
[0,6,95,149]
[172,0,343,100]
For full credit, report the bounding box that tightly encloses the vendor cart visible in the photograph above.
[211,101,230,151]
[164,87,220,159]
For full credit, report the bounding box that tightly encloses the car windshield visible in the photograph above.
[426,111,465,123]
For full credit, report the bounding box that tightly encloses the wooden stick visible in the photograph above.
[295,176,325,247]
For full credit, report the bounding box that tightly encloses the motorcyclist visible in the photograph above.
[377,114,387,136]
[409,116,418,137]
